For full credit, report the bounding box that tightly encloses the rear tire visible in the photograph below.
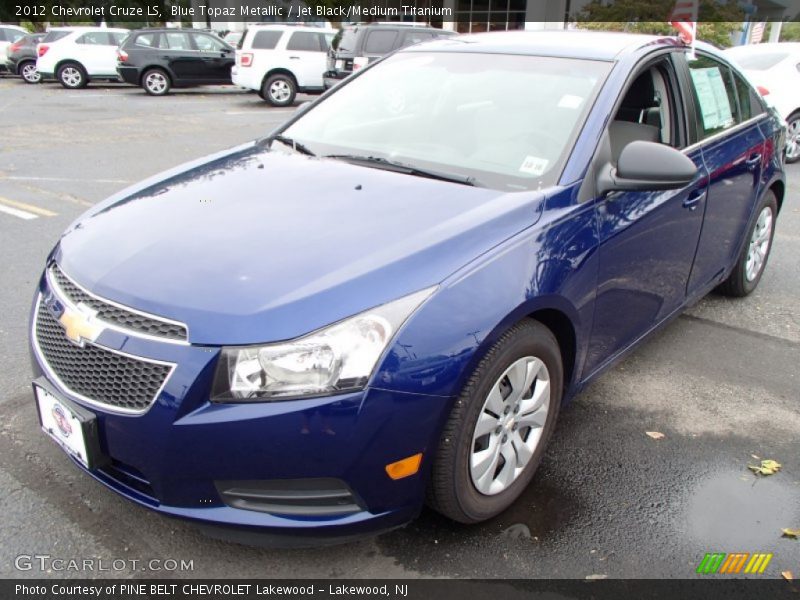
[57,62,87,89]
[262,73,296,107]
[785,111,800,164]
[427,319,562,523]
[716,191,778,297]
[142,68,170,96]
[19,60,41,84]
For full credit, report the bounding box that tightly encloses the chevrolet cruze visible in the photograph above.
[30,31,786,544]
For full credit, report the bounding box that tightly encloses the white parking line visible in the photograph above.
[0,204,38,220]
[0,196,57,217]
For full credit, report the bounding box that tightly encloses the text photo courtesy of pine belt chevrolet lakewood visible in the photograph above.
[30,31,786,545]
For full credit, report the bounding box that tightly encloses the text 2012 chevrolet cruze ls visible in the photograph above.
[30,32,785,544]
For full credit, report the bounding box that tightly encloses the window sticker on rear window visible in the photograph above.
[690,67,734,131]
[519,156,549,176]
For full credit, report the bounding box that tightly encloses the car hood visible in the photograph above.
[54,144,545,345]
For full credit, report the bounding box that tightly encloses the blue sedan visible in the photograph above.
[30,31,786,544]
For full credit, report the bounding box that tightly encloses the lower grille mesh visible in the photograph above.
[35,301,171,412]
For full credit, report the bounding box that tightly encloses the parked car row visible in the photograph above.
[2,22,454,106]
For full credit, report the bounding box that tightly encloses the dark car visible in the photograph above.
[323,23,456,89]
[7,33,45,83]
[30,31,785,544]
[117,28,235,95]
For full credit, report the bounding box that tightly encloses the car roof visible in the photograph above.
[49,26,129,33]
[2,24,28,31]
[248,24,334,32]
[409,30,688,61]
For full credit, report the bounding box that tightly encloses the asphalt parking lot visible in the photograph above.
[0,77,798,580]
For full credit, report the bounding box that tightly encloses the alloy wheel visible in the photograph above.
[470,356,550,496]
[145,72,167,95]
[61,67,82,88]
[786,116,800,162]
[269,80,291,103]
[745,205,773,282]
[21,63,40,83]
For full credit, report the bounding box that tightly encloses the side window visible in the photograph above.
[194,34,225,52]
[4,29,26,43]
[135,33,158,48]
[109,33,127,46]
[286,32,322,52]
[687,55,740,139]
[251,30,281,50]
[164,32,192,51]
[363,30,399,54]
[76,32,111,46]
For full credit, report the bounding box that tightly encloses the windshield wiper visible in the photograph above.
[268,134,315,156]
[325,154,477,187]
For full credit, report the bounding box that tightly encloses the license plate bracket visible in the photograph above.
[33,378,108,470]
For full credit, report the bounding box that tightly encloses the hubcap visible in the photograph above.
[470,356,550,496]
[269,80,291,103]
[62,67,81,87]
[745,206,773,282]
[786,117,800,161]
[22,64,40,83]
[145,73,167,94]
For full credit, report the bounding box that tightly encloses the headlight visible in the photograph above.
[211,287,435,401]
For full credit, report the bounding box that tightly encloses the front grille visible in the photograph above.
[50,266,188,342]
[34,301,172,412]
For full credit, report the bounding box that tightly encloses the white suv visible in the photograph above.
[37,27,128,89]
[232,24,334,106]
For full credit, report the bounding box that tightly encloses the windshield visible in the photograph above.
[281,52,610,191]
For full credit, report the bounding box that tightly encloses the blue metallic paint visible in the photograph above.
[30,33,786,541]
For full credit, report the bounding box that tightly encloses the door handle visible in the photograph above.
[745,153,762,170]
[682,189,705,211]
[289,56,300,60]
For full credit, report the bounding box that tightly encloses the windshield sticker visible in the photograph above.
[519,156,549,176]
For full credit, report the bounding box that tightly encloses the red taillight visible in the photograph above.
[9,42,22,53]
[757,85,770,96]
[240,53,253,67]
[117,49,128,63]
[37,44,49,57]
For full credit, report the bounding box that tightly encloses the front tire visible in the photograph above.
[57,62,87,89]
[142,68,170,96]
[717,191,778,297]
[785,111,800,164]
[19,60,41,84]
[427,319,562,523]
[262,73,296,107]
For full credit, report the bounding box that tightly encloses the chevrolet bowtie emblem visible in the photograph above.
[58,303,103,347]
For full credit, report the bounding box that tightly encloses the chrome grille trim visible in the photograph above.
[47,265,189,345]
[31,295,176,415]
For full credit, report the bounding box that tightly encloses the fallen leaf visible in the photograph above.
[748,459,782,476]
[585,574,607,580]
[645,431,665,440]
[751,454,761,460]
[782,571,793,581]
[781,528,800,539]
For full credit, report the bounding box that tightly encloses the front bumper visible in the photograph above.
[30,269,450,542]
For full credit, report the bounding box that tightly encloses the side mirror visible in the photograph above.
[597,141,697,195]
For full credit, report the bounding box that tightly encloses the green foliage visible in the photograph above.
[779,22,800,41]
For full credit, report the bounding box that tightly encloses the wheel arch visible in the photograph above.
[262,68,298,89]
[767,178,785,215]
[55,59,87,76]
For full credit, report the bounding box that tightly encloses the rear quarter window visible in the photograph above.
[42,30,71,43]
[286,32,324,52]
[134,33,159,48]
[251,30,282,50]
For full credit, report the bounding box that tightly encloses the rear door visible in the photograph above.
[284,31,330,88]
[191,32,234,83]
[160,31,203,81]
[677,53,768,296]
[73,31,122,76]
